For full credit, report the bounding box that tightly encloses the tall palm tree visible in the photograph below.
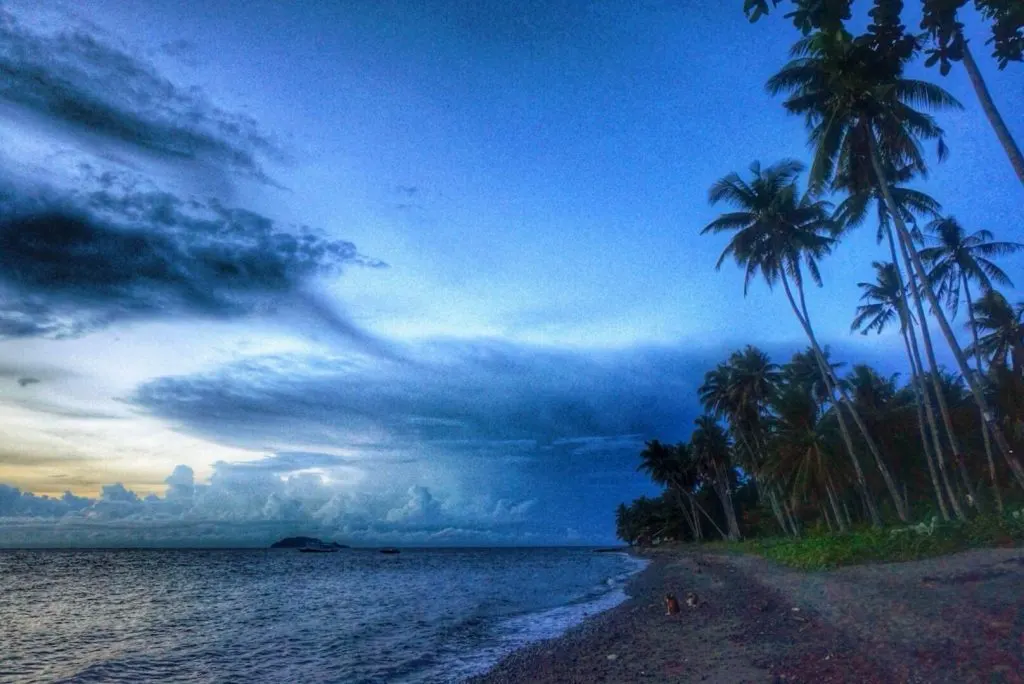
[919,3,1024,185]
[702,159,901,525]
[852,261,957,519]
[833,165,960,515]
[921,217,1023,510]
[637,440,726,541]
[691,415,742,540]
[767,28,1022,482]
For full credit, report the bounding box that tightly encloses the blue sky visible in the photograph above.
[0,0,1021,546]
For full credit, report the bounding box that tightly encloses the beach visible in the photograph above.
[473,546,1024,683]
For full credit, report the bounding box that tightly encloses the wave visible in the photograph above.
[438,553,650,682]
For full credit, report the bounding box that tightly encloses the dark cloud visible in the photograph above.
[0,181,389,347]
[16,377,39,387]
[131,340,712,453]
[0,9,279,183]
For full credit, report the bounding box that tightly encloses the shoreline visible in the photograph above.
[472,545,1024,683]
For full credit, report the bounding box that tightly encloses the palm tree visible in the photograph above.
[833,165,961,515]
[767,28,1021,482]
[919,3,1024,185]
[921,217,1024,510]
[766,383,849,532]
[637,440,726,541]
[699,349,796,537]
[971,291,1024,379]
[852,261,957,520]
[702,159,901,525]
[691,415,742,540]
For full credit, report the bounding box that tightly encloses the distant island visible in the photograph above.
[270,536,348,549]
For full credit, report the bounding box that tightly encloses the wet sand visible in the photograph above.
[472,546,1024,683]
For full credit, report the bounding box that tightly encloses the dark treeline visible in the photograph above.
[617,0,1023,546]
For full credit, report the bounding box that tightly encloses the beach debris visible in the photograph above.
[606,653,618,661]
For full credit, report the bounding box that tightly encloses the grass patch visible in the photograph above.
[732,512,1024,570]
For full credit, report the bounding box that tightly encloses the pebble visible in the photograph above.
[606,654,618,661]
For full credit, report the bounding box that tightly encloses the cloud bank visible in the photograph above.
[0,458,540,548]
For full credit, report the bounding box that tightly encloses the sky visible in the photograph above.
[0,0,1021,547]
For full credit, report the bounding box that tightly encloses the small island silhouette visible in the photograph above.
[270,536,348,550]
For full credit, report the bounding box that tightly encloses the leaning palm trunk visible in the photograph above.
[736,430,793,536]
[897,225,979,509]
[867,134,1024,491]
[793,272,908,522]
[964,276,1003,513]
[900,321,952,520]
[713,460,742,540]
[962,42,1024,187]
[884,229,962,518]
[824,474,848,533]
[884,228,956,520]
[670,487,700,541]
[778,272,884,527]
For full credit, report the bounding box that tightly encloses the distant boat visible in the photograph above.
[379,548,400,554]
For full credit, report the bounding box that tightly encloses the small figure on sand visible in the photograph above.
[664,593,680,615]
[685,591,699,608]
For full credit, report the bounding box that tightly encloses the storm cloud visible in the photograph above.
[130,340,713,454]
[0,181,386,343]
[0,8,279,183]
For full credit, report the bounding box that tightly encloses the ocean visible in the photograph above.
[0,547,647,683]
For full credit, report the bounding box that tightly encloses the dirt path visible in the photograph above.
[473,547,1024,683]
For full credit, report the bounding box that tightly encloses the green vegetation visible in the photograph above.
[740,512,1024,570]
[615,2,1024,567]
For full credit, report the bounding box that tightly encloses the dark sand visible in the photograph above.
[472,546,1024,683]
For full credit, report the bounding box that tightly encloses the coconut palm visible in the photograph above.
[833,166,960,515]
[691,415,742,540]
[767,28,1021,482]
[853,261,957,519]
[970,291,1024,378]
[701,158,902,525]
[921,217,1023,509]
[637,440,726,541]
[699,349,796,536]
[919,2,1024,184]
[765,383,849,532]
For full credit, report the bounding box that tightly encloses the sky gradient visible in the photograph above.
[0,0,1021,546]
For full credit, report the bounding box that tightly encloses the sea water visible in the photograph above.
[0,548,647,683]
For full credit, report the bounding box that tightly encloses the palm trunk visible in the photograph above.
[885,228,955,521]
[962,41,1024,187]
[900,321,951,520]
[783,491,802,537]
[794,267,908,521]
[671,487,699,541]
[778,271,884,527]
[964,277,1003,513]
[688,491,727,540]
[714,460,742,540]
[691,497,703,542]
[895,226,979,510]
[825,474,848,533]
[867,133,1024,493]
[821,502,834,533]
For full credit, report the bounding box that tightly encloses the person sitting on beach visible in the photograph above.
[665,593,680,615]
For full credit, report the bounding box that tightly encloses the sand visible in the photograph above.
[471,546,1024,683]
